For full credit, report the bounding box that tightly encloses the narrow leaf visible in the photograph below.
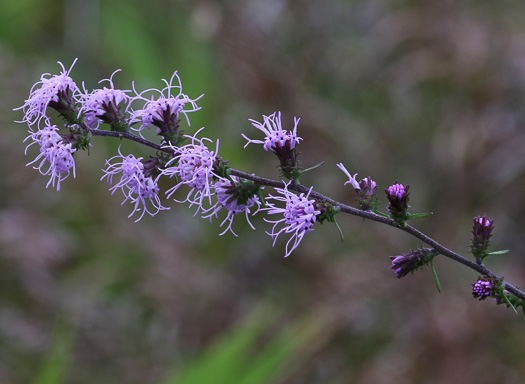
[430,260,441,293]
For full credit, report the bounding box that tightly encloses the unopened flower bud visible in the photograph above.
[385,182,410,226]
[357,177,378,211]
[471,214,494,263]
[389,248,436,278]
[472,275,500,301]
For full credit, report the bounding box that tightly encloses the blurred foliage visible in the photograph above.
[33,317,75,384]
[2,0,525,383]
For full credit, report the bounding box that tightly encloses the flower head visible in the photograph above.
[389,248,437,278]
[357,177,378,211]
[472,276,498,300]
[244,112,302,152]
[16,59,79,127]
[201,176,262,236]
[264,182,320,257]
[101,147,168,222]
[243,112,303,180]
[79,70,130,129]
[385,181,410,226]
[471,214,495,262]
[161,129,219,213]
[130,71,202,142]
[24,123,77,191]
[337,164,378,210]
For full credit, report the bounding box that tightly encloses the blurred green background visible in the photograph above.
[2,0,525,383]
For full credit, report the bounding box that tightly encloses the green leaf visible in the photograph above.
[406,212,433,220]
[430,259,441,293]
[299,161,325,174]
[500,291,518,315]
[372,210,389,218]
[487,250,509,256]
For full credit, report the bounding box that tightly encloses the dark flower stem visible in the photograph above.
[86,128,525,302]
[87,128,166,152]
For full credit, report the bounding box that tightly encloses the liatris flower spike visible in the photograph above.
[15,60,525,317]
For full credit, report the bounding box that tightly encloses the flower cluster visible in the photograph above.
[202,176,263,236]
[15,59,525,317]
[101,147,168,222]
[161,130,220,213]
[130,71,202,144]
[79,70,130,130]
[244,112,303,181]
[24,123,77,191]
[265,183,321,257]
[16,59,79,127]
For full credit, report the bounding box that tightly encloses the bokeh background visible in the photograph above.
[1,0,525,383]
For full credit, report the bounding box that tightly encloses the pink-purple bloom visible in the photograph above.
[130,71,202,134]
[387,183,407,200]
[472,276,496,300]
[24,123,77,191]
[336,163,360,190]
[79,70,130,128]
[161,129,219,213]
[243,112,302,153]
[385,181,410,225]
[16,59,79,127]
[202,176,262,236]
[265,182,320,257]
[101,147,168,222]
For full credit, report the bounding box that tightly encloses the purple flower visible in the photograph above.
[130,71,202,138]
[265,182,321,257]
[389,248,436,278]
[79,70,130,129]
[243,112,302,152]
[243,112,303,180]
[201,176,262,236]
[337,163,378,210]
[471,214,495,261]
[24,123,77,191]
[16,59,79,127]
[472,276,497,300]
[101,147,168,222]
[387,183,407,200]
[385,181,410,225]
[161,129,219,213]
[336,163,360,190]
